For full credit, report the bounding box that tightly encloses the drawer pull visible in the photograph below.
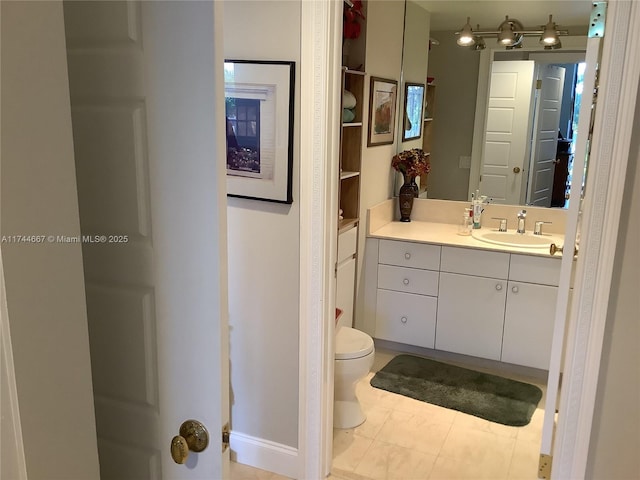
[400,316,408,324]
[512,285,519,294]
[403,278,410,285]
[495,283,503,291]
[404,252,411,260]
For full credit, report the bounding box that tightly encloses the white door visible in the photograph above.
[64,2,229,478]
[480,60,535,204]
[0,256,27,480]
[539,37,600,475]
[527,65,566,207]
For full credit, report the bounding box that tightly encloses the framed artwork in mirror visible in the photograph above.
[367,76,398,147]
[402,82,425,141]
[224,59,295,204]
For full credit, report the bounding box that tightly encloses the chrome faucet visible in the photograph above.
[516,210,527,234]
[534,221,552,235]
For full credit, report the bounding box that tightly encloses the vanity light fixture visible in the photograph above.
[544,40,563,50]
[471,27,486,50]
[456,17,475,46]
[455,14,568,50]
[540,15,560,45]
[497,16,523,47]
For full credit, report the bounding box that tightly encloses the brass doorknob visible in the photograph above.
[550,243,578,257]
[170,419,209,464]
[513,167,521,173]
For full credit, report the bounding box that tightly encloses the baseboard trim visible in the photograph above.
[230,431,298,479]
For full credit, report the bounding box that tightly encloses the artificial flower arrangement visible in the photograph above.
[391,148,431,179]
[343,0,365,40]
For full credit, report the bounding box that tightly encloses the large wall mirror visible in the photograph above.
[397,0,592,207]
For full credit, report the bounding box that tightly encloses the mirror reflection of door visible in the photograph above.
[479,60,535,205]
[479,56,584,206]
[528,64,566,207]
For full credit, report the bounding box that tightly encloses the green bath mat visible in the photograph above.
[370,354,542,426]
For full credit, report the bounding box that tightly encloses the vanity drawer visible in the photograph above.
[509,254,561,286]
[440,246,509,279]
[378,239,441,270]
[375,289,436,349]
[377,264,438,296]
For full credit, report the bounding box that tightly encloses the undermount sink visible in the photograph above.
[472,229,561,249]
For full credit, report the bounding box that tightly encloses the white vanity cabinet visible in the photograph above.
[371,240,562,370]
[375,240,440,348]
[436,247,510,360]
[501,255,560,370]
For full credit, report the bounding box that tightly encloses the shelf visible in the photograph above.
[340,171,360,180]
[424,118,433,122]
[344,68,366,76]
[342,122,363,128]
[338,217,359,232]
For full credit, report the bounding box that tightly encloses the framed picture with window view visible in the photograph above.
[402,82,425,141]
[224,59,295,204]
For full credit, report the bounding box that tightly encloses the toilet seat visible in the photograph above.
[335,326,374,360]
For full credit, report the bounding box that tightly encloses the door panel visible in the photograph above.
[540,36,601,463]
[65,2,161,474]
[64,1,229,478]
[1,257,28,480]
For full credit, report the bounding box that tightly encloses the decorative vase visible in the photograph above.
[398,175,418,222]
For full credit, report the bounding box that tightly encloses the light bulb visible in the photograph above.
[457,17,475,46]
[540,15,560,46]
[498,16,516,46]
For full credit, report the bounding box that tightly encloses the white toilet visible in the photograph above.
[334,325,375,429]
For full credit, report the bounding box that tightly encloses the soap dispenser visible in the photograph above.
[472,191,484,229]
[459,208,473,235]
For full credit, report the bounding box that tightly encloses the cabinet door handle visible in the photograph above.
[404,252,411,260]
[495,283,503,291]
[512,285,519,294]
[403,278,410,285]
[400,316,408,324]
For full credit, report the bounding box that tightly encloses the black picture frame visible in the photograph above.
[224,59,295,204]
[402,82,425,141]
[367,76,398,147]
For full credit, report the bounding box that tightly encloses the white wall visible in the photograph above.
[0,2,100,478]
[354,0,406,332]
[586,86,640,479]
[224,1,300,449]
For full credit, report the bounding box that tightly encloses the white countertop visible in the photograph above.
[369,220,563,258]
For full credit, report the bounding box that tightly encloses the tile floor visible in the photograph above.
[331,348,548,480]
[232,347,548,480]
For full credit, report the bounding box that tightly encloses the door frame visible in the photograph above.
[549,1,640,477]
[298,0,342,478]
[299,1,640,479]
